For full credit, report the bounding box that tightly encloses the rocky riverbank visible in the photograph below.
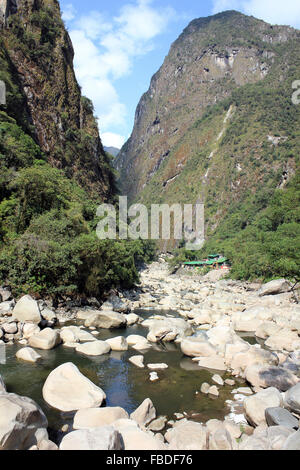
[0,261,300,450]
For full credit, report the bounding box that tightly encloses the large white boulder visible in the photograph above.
[105,336,128,351]
[16,347,42,363]
[244,388,283,427]
[42,362,106,412]
[75,341,111,356]
[181,336,216,358]
[59,426,123,450]
[113,419,166,450]
[85,311,126,329]
[13,295,41,324]
[29,328,61,350]
[60,326,96,344]
[130,398,156,427]
[258,279,291,297]
[165,421,207,450]
[0,393,48,450]
[73,407,128,429]
[21,323,40,339]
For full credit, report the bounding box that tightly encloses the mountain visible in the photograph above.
[104,146,120,157]
[115,10,300,280]
[0,0,154,298]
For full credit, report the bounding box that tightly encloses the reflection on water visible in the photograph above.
[0,309,239,434]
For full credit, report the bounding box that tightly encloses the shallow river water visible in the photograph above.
[0,309,247,437]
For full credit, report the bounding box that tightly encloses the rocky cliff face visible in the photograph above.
[0,0,115,200]
[115,11,299,219]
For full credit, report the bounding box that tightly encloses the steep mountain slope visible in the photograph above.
[0,0,154,297]
[115,11,300,280]
[104,147,120,158]
[0,0,115,200]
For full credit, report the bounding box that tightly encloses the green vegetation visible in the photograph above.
[0,4,156,299]
[169,172,300,282]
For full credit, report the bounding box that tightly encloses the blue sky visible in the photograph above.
[60,0,300,148]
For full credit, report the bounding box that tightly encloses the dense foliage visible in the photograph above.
[0,115,156,297]
[0,4,156,299]
[169,172,300,282]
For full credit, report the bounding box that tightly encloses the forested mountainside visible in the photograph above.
[0,0,154,298]
[116,11,300,281]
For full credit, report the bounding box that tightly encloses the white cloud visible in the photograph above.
[65,0,176,133]
[101,132,126,149]
[62,3,76,22]
[212,0,300,28]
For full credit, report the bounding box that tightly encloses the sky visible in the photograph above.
[60,0,300,148]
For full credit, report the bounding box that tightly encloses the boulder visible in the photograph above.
[29,328,61,350]
[230,346,278,373]
[85,311,126,329]
[42,362,106,412]
[130,398,156,427]
[101,294,129,313]
[2,322,18,334]
[239,435,271,450]
[16,347,42,364]
[21,324,40,339]
[245,364,299,391]
[0,300,15,315]
[76,309,95,321]
[132,339,152,351]
[283,382,300,414]
[129,355,144,368]
[265,330,300,352]
[0,393,48,450]
[267,425,294,450]
[75,341,111,356]
[181,337,216,358]
[282,430,300,450]
[0,287,12,302]
[265,407,298,430]
[206,326,244,353]
[198,356,227,371]
[147,416,167,432]
[40,308,57,326]
[113,419,166,450]
[255,322,281,340]
[105,336,128,351]
[142,318,192,343]
[258,279,291,297]
[38,439,58,451]
[126,313,140,326]
[13,295,41,324]
[60,326,96,343]
[165,421,207,450]
[0,374,6,393]
[209,428,234,450]
[73,407,128,429]
[59,426,123,450]
[244,387,283,427]
[126,335,147,346]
